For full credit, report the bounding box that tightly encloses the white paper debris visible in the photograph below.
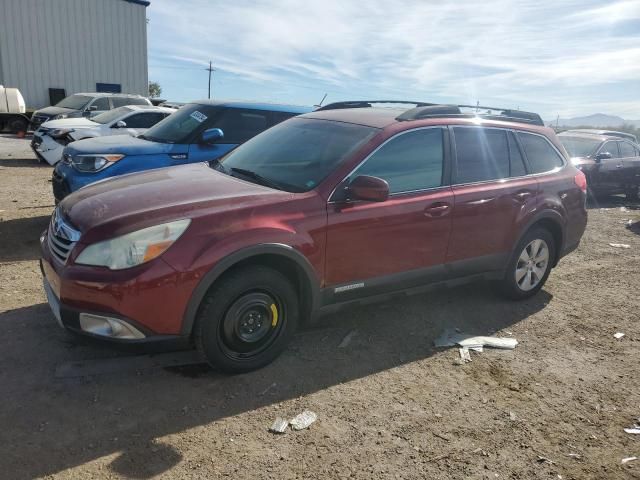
[609,243,631,249]
[614,332,625,339]
[290,410,317,430]
[269,417,289,434]
[624,428,640,435]
[434,330,518,350]
[459,347,472,363]
[622,457,637,464]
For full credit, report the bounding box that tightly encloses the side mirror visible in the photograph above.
[201,128,224,145]
[113,120,127,128]
[595,152,612,162]
[347,175,389,202]
[88,105,98,111]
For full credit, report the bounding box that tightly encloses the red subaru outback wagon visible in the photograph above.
[41,101,588,372]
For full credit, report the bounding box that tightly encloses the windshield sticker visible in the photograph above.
[190,111,208,123]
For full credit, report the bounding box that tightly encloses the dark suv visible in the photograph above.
[40,101,588,372]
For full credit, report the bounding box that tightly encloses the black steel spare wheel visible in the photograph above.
[194,265,299,373]
[220,291,283,358]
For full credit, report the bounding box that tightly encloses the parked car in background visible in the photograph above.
[41,101,587,372]
[562,129,638,143]
[51,100,311,202]
[558,131,640,200]
[31,106,173,165]
[30,93,152,130]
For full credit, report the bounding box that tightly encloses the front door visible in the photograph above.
[593,140,623,191]
[618,141,640,190]
[325,127,453,301]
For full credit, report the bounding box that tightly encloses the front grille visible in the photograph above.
[47,208,80,263]
[31,115,49,126]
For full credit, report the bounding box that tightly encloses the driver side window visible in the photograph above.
[351,128,444,194]
[90,97,110,111]
[600,141,619,158]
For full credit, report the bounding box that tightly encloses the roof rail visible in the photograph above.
[396,104,544,126]
[316,100,435,111]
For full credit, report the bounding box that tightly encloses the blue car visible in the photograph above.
[52,100,311,202]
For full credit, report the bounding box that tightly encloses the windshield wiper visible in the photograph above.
[229,167,282,190]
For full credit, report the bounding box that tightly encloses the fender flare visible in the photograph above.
[180,243,321,336]
[514,209,566,265]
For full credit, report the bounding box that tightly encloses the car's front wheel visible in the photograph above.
[194,265,299,373]
[499,227,555,300]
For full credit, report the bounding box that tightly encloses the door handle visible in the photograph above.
[512,191,533,202]
[466,197,495,205]
[424,202,451,217]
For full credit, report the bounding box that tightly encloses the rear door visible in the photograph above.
[446,127,536,275]
[618,141,640,189]
[325,127,453,299]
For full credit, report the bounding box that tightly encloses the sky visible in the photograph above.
[147,0,640,120]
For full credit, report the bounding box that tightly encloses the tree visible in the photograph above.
[148,81,162,98]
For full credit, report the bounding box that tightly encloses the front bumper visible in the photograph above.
[31,133,64,165]
[39,229,198,345]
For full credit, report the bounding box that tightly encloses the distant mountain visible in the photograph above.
[546,113,640,128]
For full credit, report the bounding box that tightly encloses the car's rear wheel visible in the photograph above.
[498,227,555,300]
[194,265,299,373]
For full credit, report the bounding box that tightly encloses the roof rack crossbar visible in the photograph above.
[316,100,435,111]
[397,104,544,126]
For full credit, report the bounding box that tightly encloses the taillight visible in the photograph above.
[574,170,587,194]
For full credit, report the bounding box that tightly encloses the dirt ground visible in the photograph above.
[0,133,639,480]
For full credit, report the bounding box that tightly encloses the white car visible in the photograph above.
[31,105,174,165]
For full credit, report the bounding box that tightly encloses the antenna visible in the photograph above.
[314,93,328,108]
[205,61,215,99]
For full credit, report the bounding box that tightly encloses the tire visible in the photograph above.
[498,227,556,300]
[8,117,27,133]
[193,265,299,373]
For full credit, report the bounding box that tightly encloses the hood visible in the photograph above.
[33,106,76,118]
[65,134,181,156]
[59,162,291,241]
[41,117,98,130]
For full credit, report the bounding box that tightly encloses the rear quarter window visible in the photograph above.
[517,132,564,174]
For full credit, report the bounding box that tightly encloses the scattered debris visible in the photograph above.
[434,330,518,350]
[624,219,634,226]
[290,410,317,431]
[624,427,640,435]
[622,457,637,464]
[269,417,289,434]
[609,243,631,249]
[338,330,357,348]
[536,455,555,465]
[620,206,629,212]
[614,332,625,339]
[459,347,472,363]
[509,411,517,421]
[566,453,582,459]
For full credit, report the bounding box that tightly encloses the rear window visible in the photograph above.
[518,132,564,174]
[453,127,509,183]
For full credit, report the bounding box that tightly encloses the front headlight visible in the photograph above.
[50,128,74,138]
[75,219,191,270]
[53,113,69,120]
[71,154,124,172]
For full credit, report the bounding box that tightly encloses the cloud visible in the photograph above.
[148,0,640,117]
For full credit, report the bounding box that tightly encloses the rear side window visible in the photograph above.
[213,109,269,143]
[600,141,619,158]
[517,132,564,173]
[113,97,149,107]
[91,97,110,111]
[352,128,443,194]
[619,142,636,158]
[454,127,509,183]
[124,112,167,128]
[508,132,527,177]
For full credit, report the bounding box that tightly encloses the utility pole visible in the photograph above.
[206,61,215,99]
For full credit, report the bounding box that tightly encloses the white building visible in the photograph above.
[0,0,149,109]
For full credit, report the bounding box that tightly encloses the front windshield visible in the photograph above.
[218,118,378,192]
[142,103,221,143]
[92,107,133,124]
[559,136,601,157]
[54,94,92,110]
